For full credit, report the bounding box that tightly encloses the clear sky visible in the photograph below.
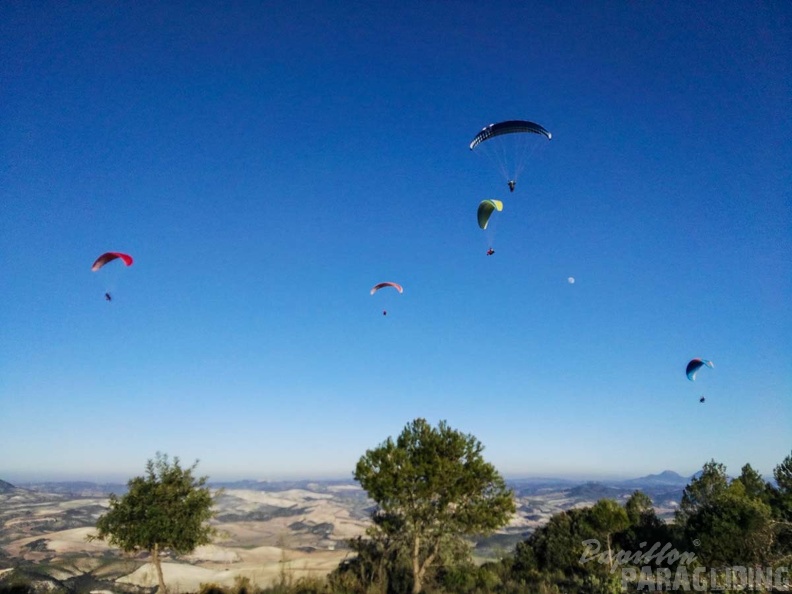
[1,1,790,484]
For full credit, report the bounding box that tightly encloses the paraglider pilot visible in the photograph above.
[105,292,112,302]
[508,180,516,192]
[487,248,495,256]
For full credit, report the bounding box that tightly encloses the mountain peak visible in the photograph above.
[618,470,691,487]
[655,470,684,479]
[0,479,17,493]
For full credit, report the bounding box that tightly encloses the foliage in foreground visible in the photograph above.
[88,452,218,594]
[353,418,516,594]
[8,441,792,594]
[331,450,792,594]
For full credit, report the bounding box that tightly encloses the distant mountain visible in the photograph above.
[7,473,696,499]
[619,470,691,487]
[566,482,622,499]
[210,478,358,492]
[16,481,127,497]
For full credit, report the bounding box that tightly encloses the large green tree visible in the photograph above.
[354,418,515,594]
[676,459,729,526]
[685,483,774,566]
[89,453,217,594]
[515,507,594,578]
[676,460,775,567]
[511,504,626,594]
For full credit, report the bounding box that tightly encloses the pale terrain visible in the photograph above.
[0,475,686,592]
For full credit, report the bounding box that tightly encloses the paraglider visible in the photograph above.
[478,200,502,256]
[686,358,714,381]
[91,252,133,271]
[371,282,403,316]
[92,252,133,301]
[470,120,552,192]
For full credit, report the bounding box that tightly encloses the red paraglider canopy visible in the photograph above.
[91,252,134,272]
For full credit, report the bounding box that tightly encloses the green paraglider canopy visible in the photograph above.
[477,199,503,230]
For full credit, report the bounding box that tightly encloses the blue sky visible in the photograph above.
[1,1,790,483]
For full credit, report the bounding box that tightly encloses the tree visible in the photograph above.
[769,451,792,562]
[89,453,217,594]
[774,451,792,495]
[512,504,625,594]
[586,499,629,571]
[771,451,792,523]
[684,486,773,566]
[736,463,768,502]
[517,507,594,578]
[619,491,673,562]
[354,418,515,594]
[676,460,775,567]
[676,459,729,526]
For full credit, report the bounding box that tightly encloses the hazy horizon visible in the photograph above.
[0,465,749,486]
